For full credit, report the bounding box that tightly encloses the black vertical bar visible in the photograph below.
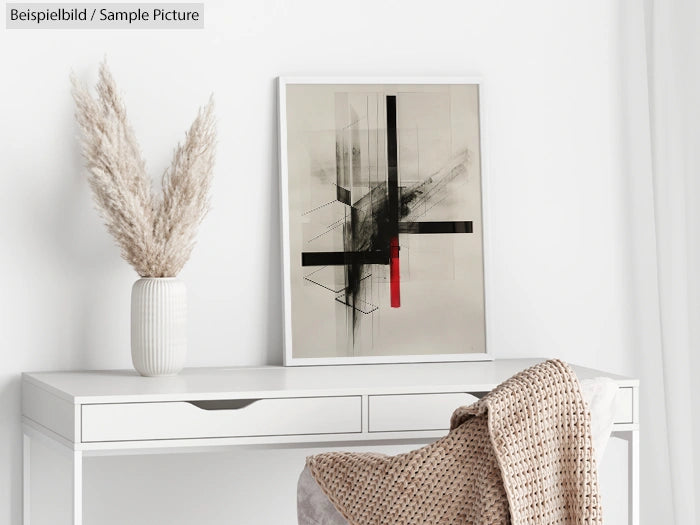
[347,206,360,333]
[386,95,399,240]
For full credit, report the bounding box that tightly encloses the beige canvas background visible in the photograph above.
[285,83,485,359]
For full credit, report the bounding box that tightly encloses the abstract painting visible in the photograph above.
[279,79,488,364]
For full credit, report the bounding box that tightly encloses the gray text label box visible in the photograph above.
[6,3,204,29]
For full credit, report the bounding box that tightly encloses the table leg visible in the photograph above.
[628,430,639,525]
[22,425,83,525]
[23,432,30,525]
[72,450,83,525]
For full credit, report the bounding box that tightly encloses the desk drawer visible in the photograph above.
[81,396,361,442]
[369,393,477,432]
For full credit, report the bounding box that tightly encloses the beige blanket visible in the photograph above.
[306,360,603,525]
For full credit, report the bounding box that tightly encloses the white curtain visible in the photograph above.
[642,0,700,523]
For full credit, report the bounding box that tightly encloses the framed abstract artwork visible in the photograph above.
[278,78,492,365]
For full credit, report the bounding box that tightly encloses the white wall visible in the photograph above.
[0,1,652,523]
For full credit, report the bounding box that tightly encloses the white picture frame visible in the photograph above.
[278,77,494,366]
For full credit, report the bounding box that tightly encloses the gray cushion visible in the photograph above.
[297,465,348,525]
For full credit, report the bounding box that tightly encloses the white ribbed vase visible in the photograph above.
[131,278,187,377]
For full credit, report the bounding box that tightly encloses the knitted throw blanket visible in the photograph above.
[306,360,603,525]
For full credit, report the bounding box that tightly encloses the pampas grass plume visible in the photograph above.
[71,61,216,277]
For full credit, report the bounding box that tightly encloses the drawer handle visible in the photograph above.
[187,399,259,410]
[466,391,489,400]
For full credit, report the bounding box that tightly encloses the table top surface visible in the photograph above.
[23,358,637,404]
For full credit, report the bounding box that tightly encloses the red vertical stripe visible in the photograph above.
[390,236,401,308]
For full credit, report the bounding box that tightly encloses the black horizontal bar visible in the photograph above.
[398,221,473,234]
[301,251,390,267]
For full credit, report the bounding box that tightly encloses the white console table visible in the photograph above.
[22,359,639,525]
